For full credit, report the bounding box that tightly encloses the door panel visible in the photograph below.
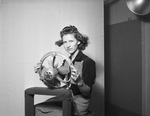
[105,19,142,116]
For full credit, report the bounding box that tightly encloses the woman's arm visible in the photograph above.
[76,78,91,96]
[71,58,96,96]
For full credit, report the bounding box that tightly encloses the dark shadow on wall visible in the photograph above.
[90,61,104,116]
[138,13,150,22]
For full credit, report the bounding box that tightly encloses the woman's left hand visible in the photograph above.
[70,65,81,83]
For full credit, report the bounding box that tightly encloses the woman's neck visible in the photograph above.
[70,49,79,61]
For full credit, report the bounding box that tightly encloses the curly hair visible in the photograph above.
[55,25,89,51]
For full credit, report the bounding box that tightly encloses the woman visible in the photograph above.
[34,25,96,116]
[56,25,96,115]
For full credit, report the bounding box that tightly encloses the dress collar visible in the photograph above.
[72,50,83,63]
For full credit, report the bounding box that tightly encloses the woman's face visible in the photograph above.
[62,34,80,54]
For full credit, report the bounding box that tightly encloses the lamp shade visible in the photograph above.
[126,0,150,15]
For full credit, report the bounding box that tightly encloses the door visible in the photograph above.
[105,19,142,116]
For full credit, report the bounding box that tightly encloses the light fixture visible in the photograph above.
[126,0,150,15]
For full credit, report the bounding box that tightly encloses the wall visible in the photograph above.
[105,0,150,116]
[105,20,143,116]
[144,20,150,116]
[0,0,104,116]
[108,0,137,24]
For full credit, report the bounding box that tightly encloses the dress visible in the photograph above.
[69,50,96,97]
[35,51,96,116]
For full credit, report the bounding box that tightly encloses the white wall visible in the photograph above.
[0,0,104,116]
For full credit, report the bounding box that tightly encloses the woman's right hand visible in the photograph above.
[34,62,42,73]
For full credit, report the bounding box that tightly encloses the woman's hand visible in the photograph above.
[70,65,81,83]
[34,62,42,73]
[70,65,90,96]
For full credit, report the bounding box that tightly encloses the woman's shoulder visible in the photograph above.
[82,53,95,65]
